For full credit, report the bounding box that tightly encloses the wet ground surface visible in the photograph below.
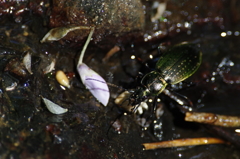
[1,0,240,159]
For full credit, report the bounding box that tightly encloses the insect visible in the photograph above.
[127,43,202,112]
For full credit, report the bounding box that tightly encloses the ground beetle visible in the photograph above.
[129,43,202,111]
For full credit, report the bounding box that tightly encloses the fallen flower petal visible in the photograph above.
[142,137,226,150]
[77,27,110,106]
[43,59,56,74]
[6,82,17,91]
[77,63,109,106]
[23,52,33,74]
[41,96,68,114]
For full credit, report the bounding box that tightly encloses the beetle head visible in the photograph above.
[130,87,150,106]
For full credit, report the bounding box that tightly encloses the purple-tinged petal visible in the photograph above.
[75,27,109,106]
[77,63,109,106]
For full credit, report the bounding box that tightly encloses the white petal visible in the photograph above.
[42,97,68,114]
[23,52,33,74]
[43,59,56,74]
[77,63,109,106]
[5,82,17,91]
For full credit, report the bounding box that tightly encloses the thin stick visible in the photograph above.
[185,112,240,127]
[142,137,226,150]
[77,27,95,66]
[102,45,120,62]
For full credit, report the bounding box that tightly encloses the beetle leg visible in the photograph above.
[157,44,165,56]
[143,96,158,122]
[162,89,194,113]
[148,96,158,118]
[106,112,124,138]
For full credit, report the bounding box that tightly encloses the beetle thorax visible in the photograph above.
[141,71,168,96]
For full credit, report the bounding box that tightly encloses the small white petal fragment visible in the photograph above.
[77,63,109,106]
[43,59,56,74]
[56,70,70,88]
[41,97,68,114]
[6,82,17,91]
[151,2,167,22]
[41,26,91,43]
[23,52,33,74]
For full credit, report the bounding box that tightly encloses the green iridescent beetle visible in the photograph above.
[129,43,202,108]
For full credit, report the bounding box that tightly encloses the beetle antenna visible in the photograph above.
[157,46,162,55]
[150,96,157,118]
[106,82,127,92]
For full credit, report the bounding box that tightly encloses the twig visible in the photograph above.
[185,112,240,127]
[142,137,226,150]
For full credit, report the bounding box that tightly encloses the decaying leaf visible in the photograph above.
[41,26,90,43]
